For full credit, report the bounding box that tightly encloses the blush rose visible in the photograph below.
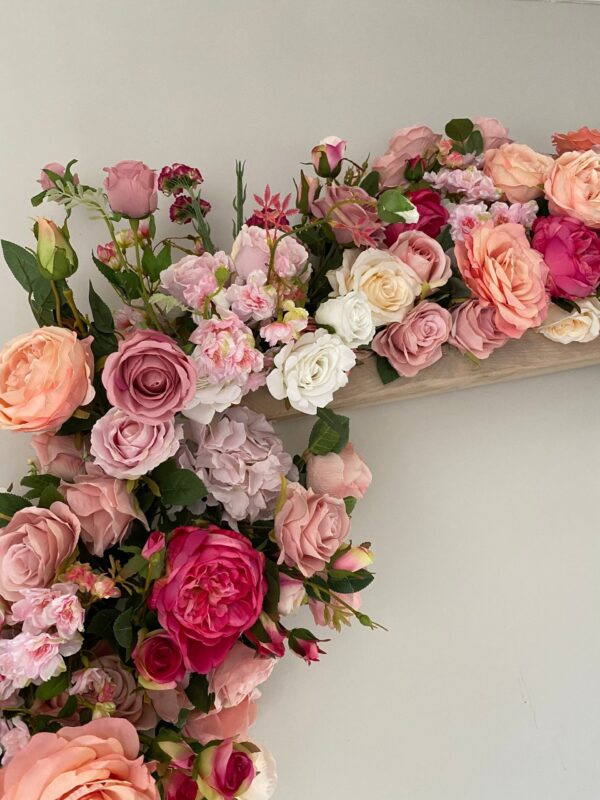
[306,443,372,500]
[103,160,158,219]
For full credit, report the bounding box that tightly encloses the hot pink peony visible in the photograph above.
[103,160,158,219]
[384,187,449,243]
[532,215,600,299]
[306,443,372,500]
[388,229,451,288]
[449,299,509,359]
[30,433,84,480]
[373,125,441,188]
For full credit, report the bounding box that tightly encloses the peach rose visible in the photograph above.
[185,695,258,745]
[0,327,94,433]
[484,143,553,203]
[545,150,600,228]
[552,126,600,155]
[455,223,549,339]
[388,230,451,289]
[31,433,85,481]
[306,443,372,500]
[0,718,158,800]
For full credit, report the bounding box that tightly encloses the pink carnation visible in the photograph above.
[424,167,500,202]
[231,224,309,280]
[225,272,276,322]
[160,252,231,310]
[449,299,509,359]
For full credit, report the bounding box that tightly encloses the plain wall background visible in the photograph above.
[1,1,600,797]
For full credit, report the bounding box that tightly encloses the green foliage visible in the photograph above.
[92,255,142,300]
[151,459,206,506]
[36,671,70,700]
[1,240,54,324]
[142,243,172,282]
[344,496,357,516]
[263,559,281,615]
[0,492,32,526]
[38,484,65,509]
[308,408,350,455]
[375,354,400,385]
[185,673,213,713]
[328,568,374,594]
[359,170,380,197]
[113,607,135,658]
[86,608,119,641]
[89,282,118,359]
[444,118,474,142]
[377,189,416,224]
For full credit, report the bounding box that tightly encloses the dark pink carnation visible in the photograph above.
[384,188,449,244]
[531,215,600,299]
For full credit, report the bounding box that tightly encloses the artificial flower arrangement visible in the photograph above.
[1,115,600,799]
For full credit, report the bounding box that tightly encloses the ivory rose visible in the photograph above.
[455,222,549,338]
[31,433,84,480]
[388,230,452,288]
[538,298,600,344]
[373,125,441,188]
[306,443,372,500]
[449,299,509,359]
[484,143,553,203]
[103,160,158,219]
[0,502,79,603]
[0,327,94,432]
[314,291,376,348]
[0,718,158,800]
[552,126,600,155]
[544,150,600,228]
[209,642,276,710]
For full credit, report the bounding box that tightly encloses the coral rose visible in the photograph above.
[150,526,266,673]
[455,223,549,338]
[103,160,158,219]
[449,299,509,359]
[0,327,94,432]
[544,150,600,229]
[373,125,441,188]
[531,215,600,299]
[306,443,372,500]
[0,718,158,800]
[484,143,553,203]
[388,229,451,288]
[552,126,600,155]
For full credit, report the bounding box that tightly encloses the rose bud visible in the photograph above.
[196,740,256,800]
[333,545,374,572]
[404,156,426,183]
[35,218,78,280]
[311,136,347,178]
[38,161,80,191]
[166,772,198,800]
[246,613,286,658]
[103,160,158,219]
[132,630,186,690]
[296,170,320,215]
[277,575,306,616]
[141,531,166,560]
[288,628,326,664]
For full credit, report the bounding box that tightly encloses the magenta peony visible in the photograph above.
[532,215,600,299]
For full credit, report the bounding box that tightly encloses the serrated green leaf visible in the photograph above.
[445,118,474,142]
[35,671,69,700]
[328,568,374,594]
[185,673,213,713]
[0,492,32,526]
[1,240,54,325]
[359,170,381,197]
[38,485,65,509]
[308,408,350,456]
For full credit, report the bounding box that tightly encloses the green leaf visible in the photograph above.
[119,553,148,580]
[1,240,54,325]
[0,492,32,526]
[38,485,65,509]
[375,354,400,385]
[58,694,78,718]
[21,474,60,494]
[445,118,474,142]
[344,496,357,516]
[359,170,380,197]
[113,607,135,657]
[185,673,213,713]
[35,671,69,700]
[89,282,118,360]
[156,467,206,507]
[377,189,417,224]
[142,243,172,282]
[263,559,281,615]
[87,608,119,639]
[465,129,484,155]
[308,408,350,456]
[328,568,374,594]
[92,255,142,300]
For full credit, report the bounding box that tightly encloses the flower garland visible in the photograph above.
[1,117,600,798]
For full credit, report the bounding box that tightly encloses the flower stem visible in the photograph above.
[50,280,63,326]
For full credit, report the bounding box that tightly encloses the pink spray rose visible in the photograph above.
[0,327,94,433]
[449,299,509,359]
[545,150,600,229]
[160,251,231,311]
[552,126,600,155]
[102,330,197,424]
[484,143,553,203]
[311,184,382,247]
[30,433,84,480]
[0,502,79,602]
[0,717,30,765]
[306,443,372,500]
[61,473,148,556]
[0,718,158,800]
[185,696,258,746]
[150,526,266,673]
[133,630,186,690]
[209,642,276,710]
[455,222,549,338]
[372,301,452,377]
[311,136,347,177]
[531,215,600,299]
[388,229,452,288]
[373,125,441,188]
[473,117,511,150]
[196,740,256,800]
[384,187,449,243]
[103,159,158,219]
[275,483,350,577]
[37,162,79,191]
[10,583,84,639]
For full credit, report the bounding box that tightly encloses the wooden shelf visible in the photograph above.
[244,332,600,420]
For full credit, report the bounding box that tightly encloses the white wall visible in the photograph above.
[1,1,600,797]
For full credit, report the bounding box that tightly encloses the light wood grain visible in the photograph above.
[244,332,600,420]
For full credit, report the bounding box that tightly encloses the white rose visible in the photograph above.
[327,247,421,325]
[183,377,244,424]
[538,298,600,344]
[240,747,278,800]
[314,291,375,347]
[266,329,356,415]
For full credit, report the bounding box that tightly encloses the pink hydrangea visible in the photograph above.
[447,202,491,242]
[489,200,538,228]
[425,167,500,202]
[160,252,231,310]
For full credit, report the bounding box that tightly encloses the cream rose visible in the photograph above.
[327,248,421,325]
[314,291,375,347]
[538,298,600,344]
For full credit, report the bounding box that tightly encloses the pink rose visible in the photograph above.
[372,301,451,377]
[30,433,84,480]
[0,502,79,603]
[167,773,198,800]
[277,575,306,616]
[531,215,600,299]
[160,251,230,311]
[150,526,266,673]
[103,160,158,219]
[37,162,79,191]
[87,654,156,729]
[311,136,347,177]
[306,443,372,500]
[61,473,147,556]
[449,299,509,359]
[245,613,286,658]
[552,126,600,155]
[102,330,197,424]
[0,327,94,433]
[142,531,166,560]
[373,125,441,188]
[384,187,449,243]
[185,696,258,745]
[545,150,600,229]
[133,630,186,690]
[473,117,511,150]
[231,225,308,281]
[388,230,451,288]
[311,185,383,247]
[333,545,374,572]
[0,718,158,800]
[90,408,181,478]
[455,223,549,338]
[0,717,30,765]
[209,642,276,710]
[484,143,553,203]
[196,740,255,800]
[274,483,350,577]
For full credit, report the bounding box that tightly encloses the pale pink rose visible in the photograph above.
[184,696,258,745]
[113,304,146,336]
[473,117,511,150]
[209,642,276,711]
[0,631,78,688]
[37,162,79,191]
[277,575,306,616]
[89,654,156,730]
[61,473,148,556]
[484,143,553,203]
[275,482,350,577]
[374,125,441,188]
[372,302,451,377]
[226,272,276,322]
[0,717,30,765]
[231,225,309,280]
[160,252,231,310]
[90,408,181,479]
[552,126,600,155]
[103,159,158,219]
[0,503,79,603]
[545,150,600,228]
[30,433,84,481]
[10,584,84,639]
[388,230,451,288]
[449,298,509,359]
[147,686,193,725]
[455,222,549,338]
[141,531,165,560]
[0,718,158,800]
[306,443,372,500]
[0,328,94,433]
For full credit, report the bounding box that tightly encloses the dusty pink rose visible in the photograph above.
[552,126,600,155]
[142,531,165,560]
[384,187,449,243]
[209,642,276,710]
[37,162,79,191]
[0,327,94,432]
[455,222,549,338]
[374,125,441,188]
[90,408,182,479]
[311,135,346,177]
[150,526,266,673]
[147,686,193,725]
[30,433,84,480]
[484,143,553,203]
[372,301,451,377]
[88,653,155,729]
[306,443,372,500]
[545,150,600,229]
[160,251,230,310]
[185,696,258,745]
[311,185,382,247]
[133,630,186,690]
[388,229,451,288]
[196,740,255,800]
[61,473,147,556]
[275,483,350,577]
[103,160,158,218]
[231,225,308,281]
[531,215,600,299]
[0,718,158,800]
[0,502,79,603]
[449,299,509,359]
[473,117,511,150]
[102,330,197,424]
